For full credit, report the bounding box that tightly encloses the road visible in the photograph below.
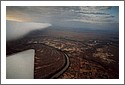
[50,53,69,78]
[6,43,69,79]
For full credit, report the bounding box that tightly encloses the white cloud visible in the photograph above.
[6,20,51,41]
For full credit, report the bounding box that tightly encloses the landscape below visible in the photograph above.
[6,27,119,79]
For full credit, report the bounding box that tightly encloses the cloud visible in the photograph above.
[78,6,111,11]
[6,6,118,27]
[6,20,51,41]
[68,6,117,23]
[66,14,116,23]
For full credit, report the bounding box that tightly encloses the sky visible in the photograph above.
[6,6,119,29]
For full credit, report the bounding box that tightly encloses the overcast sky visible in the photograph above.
[6,6,119,30]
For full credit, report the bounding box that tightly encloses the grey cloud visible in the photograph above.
[6,6,118,28]
[71,6,117,23]
[79,6,111,11]
[77,12,109,15]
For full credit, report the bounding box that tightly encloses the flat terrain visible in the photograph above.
[7,27,119,79]
[7,42,66,78]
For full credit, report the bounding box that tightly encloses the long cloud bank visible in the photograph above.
[6,20,51,41]
[7,6,118,24]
